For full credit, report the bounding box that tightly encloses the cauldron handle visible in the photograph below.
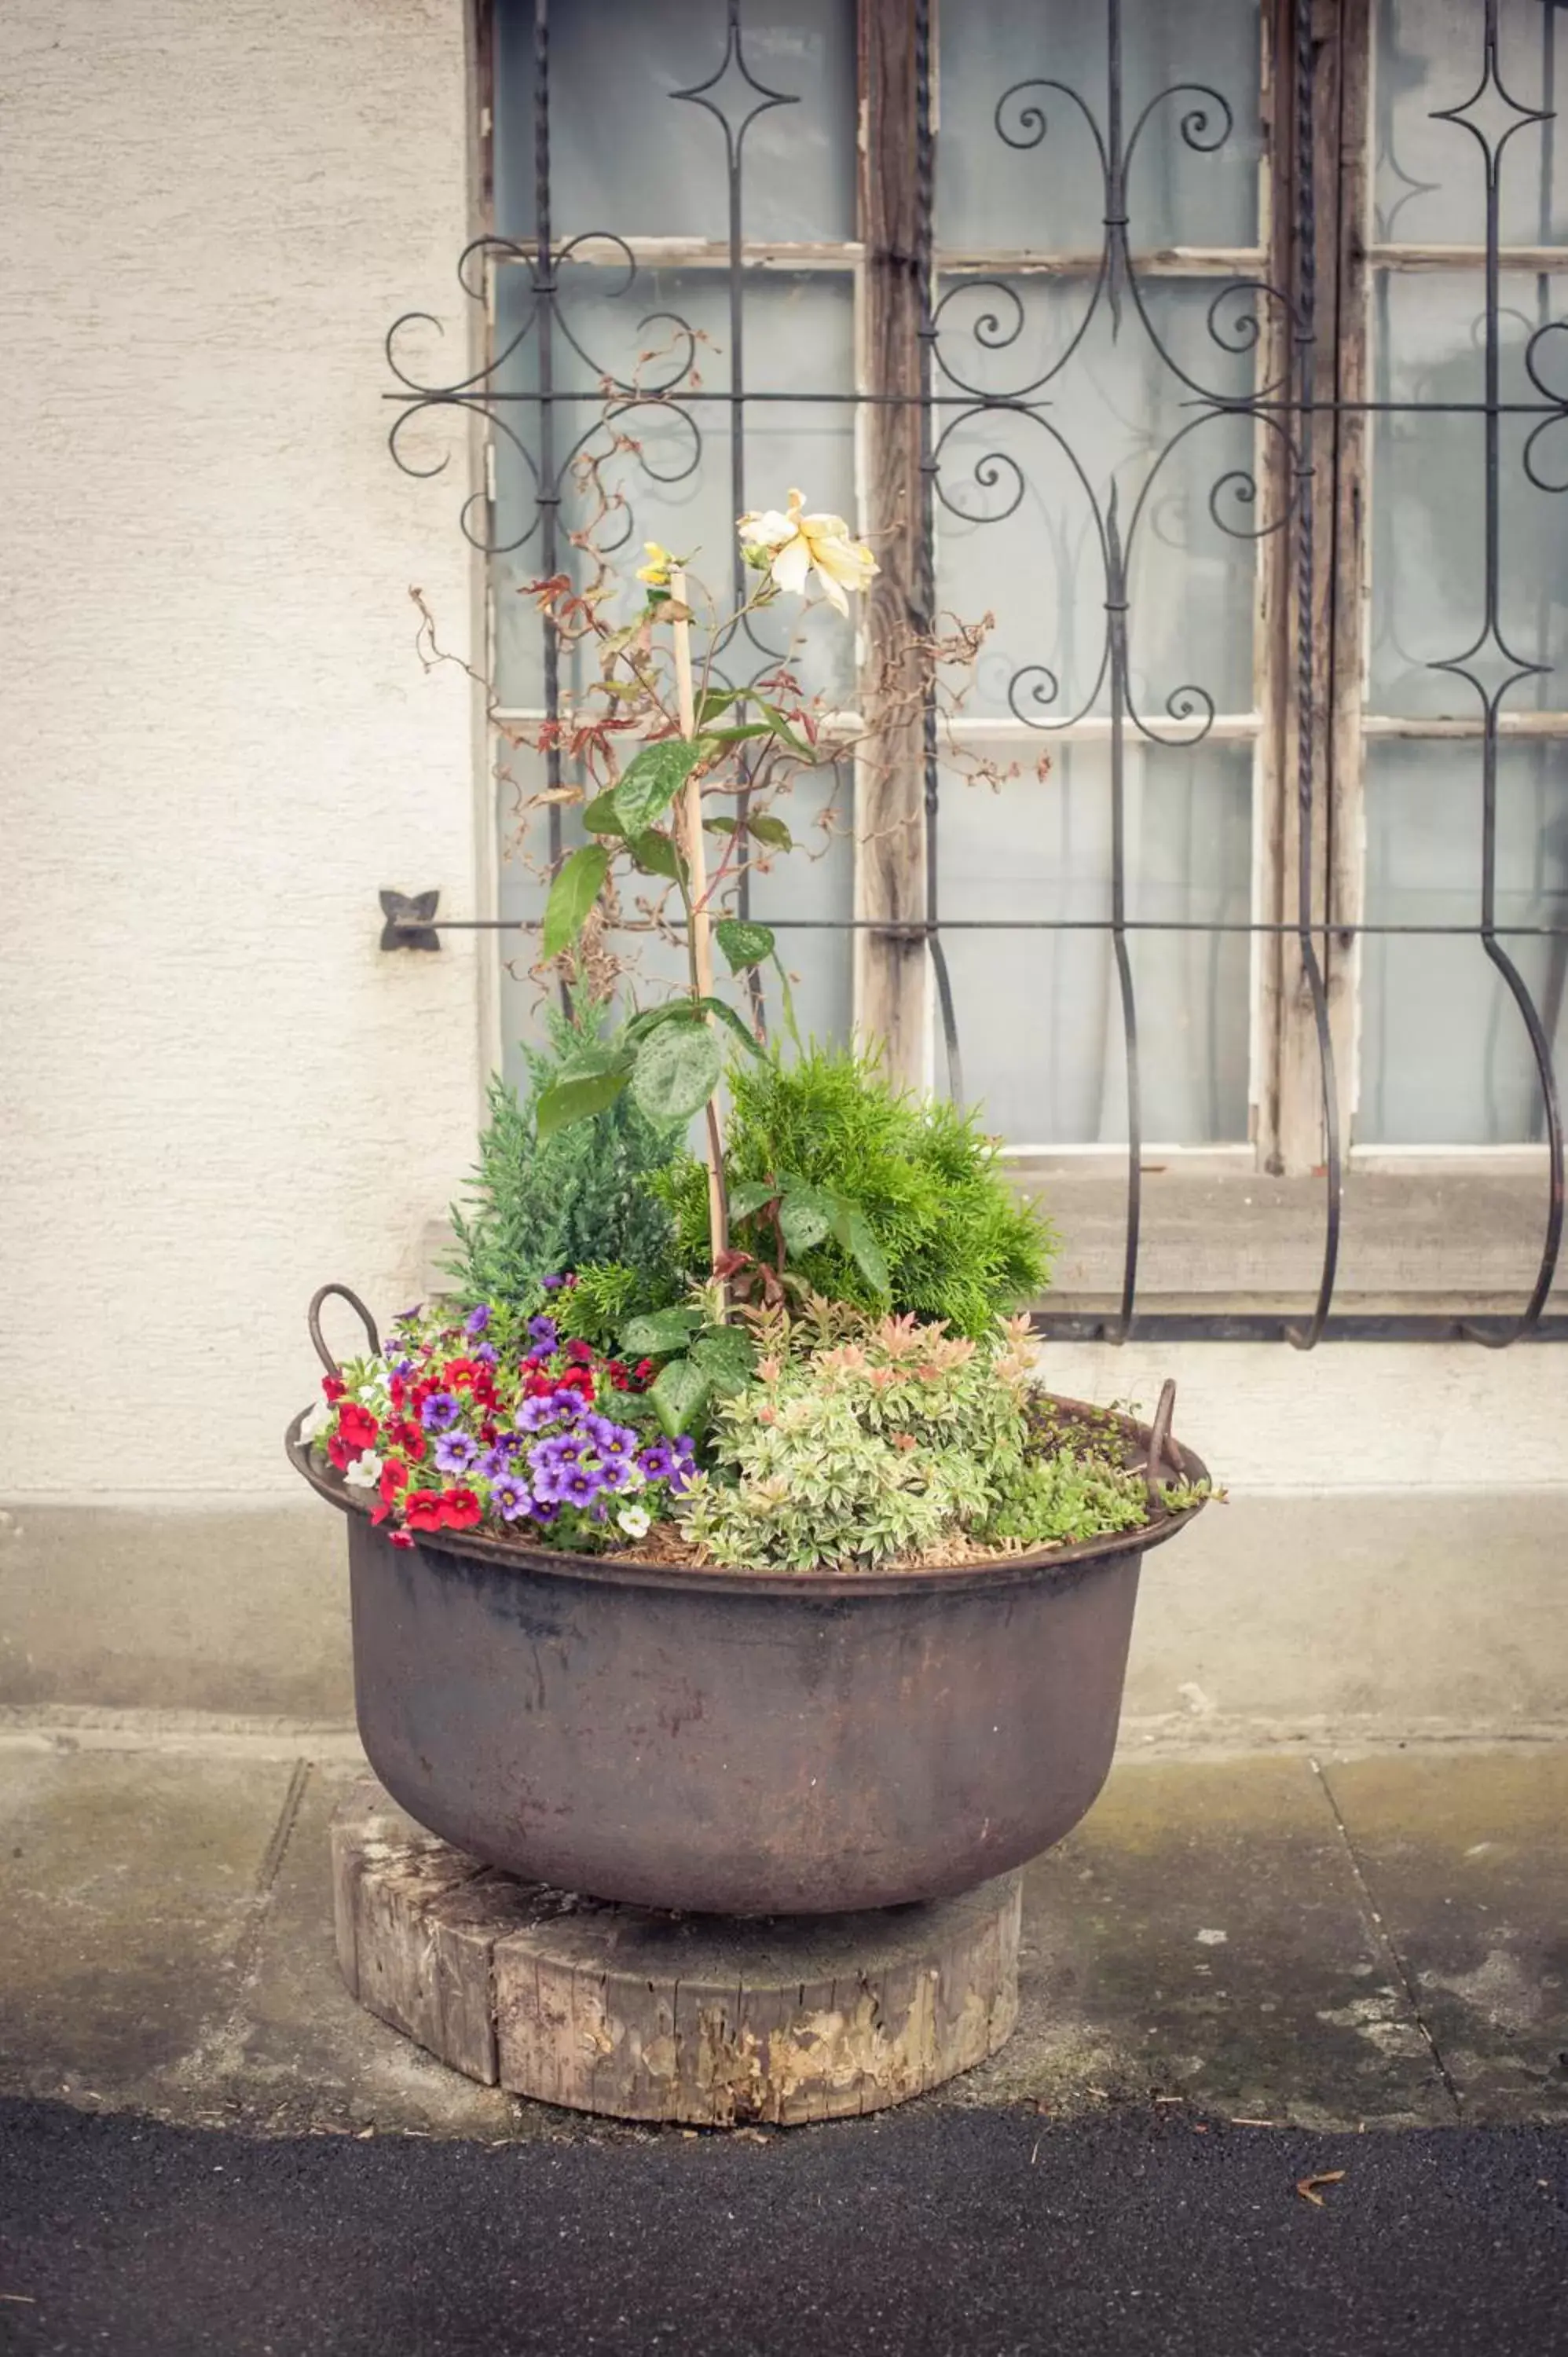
[1144,1377,1178,1509]
[308,1284,381,1377]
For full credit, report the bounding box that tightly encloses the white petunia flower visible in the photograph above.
[616,1502,652,1539]
[343,1450,384,1490]
[299,1399,332,1447]
[737,488,877,617]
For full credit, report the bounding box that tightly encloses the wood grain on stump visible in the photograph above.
[332,1776,1021,2127]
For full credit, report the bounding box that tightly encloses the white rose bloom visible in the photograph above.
[736,487,877,617]
[343,1451,384,1491]
[616,1503,652,1539]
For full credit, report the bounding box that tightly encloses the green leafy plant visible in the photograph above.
[608,1298,757,1444]
[654,1046,1055,1338]
[446,997,683,1310]
[677,1306,1169,1571]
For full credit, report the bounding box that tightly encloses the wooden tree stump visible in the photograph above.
[332,1776,1021,2127]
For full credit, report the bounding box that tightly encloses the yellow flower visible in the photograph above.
[636,542,673,588]
[736,489,877,617]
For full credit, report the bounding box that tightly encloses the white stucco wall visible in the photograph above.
[2,0,484,1494]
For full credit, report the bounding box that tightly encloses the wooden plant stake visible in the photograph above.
[669,567,730,1297]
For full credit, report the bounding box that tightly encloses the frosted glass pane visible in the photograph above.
[747,764,854,1049]
[491,268,856,711]
[939,742,1253,1143]
[933,280,1261,726]
[1357,740,1568,1143]
[1368,272,1568,717]
[1375,0,1568,247]
[495,0,856,245]
[937,0,1261,254]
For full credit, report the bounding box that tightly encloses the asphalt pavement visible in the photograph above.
[2,2095,1567,2357]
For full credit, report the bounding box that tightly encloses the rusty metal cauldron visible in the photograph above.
[290,1285,1208,1916]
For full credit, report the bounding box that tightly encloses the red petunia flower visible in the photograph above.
[389,1417,425,1461]
[371,1458,408,1525]
[389,1374,407,1413]
[554,1364,595,1400]
[389,1530,416,1550]
[442,1358,485,1391]
[402,1490,446,1534]
[565,1339,595,1365]
[439,1486,482,1530]
[607,1360,630,1391]
[338,1402,379,1453]
[327,1432,355,1472]
[322,1376,346,1403]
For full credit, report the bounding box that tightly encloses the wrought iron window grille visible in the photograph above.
[380,0,1568,1349]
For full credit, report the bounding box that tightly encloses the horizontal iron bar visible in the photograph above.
[1031,1311,1568,1343]
[387,388,1568,415]
[394,915,1568,938]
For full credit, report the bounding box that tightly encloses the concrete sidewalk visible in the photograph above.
[2,1721,1566,2139]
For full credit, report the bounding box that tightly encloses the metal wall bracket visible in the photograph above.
[379,889,441,951]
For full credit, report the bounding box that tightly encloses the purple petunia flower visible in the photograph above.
[636,1439,677,1482]
[478,1445,512,1480]
[515,1395,561,1434]
[491,1475,531,1521]
[421,1391,461,1434]
[529,1498,561,1524]
[540,1274,568,1293]
[595,1455,632,1493]
[394,1304,423,1328]
[557,1463,603,1508]
[599,1424,637,1461]
[434,1430,481,1475]
[548,1389,585,1425]
[529,1432,581,1470]
[472,1342,498,1367]
[528,1314,559,1352]
[465,1304,492,1337]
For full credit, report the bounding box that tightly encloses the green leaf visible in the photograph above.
[534,1065,629,1143]
[690,1326,755,1398]
[779,1187,832,1254]
[714,918,776,973]
[704,816,738,836]
[726,1178,782,1221]
[630,1019,724,1124]
[759,701,813,757]
[694,996,764,1059]
[650,1355,710,1442]
[698,722,777,749]
[844,1208,891,1296]
[629,830,684,881]
[581,791,625,836]
[622,1001,698,1045]
[619,1306,705,1356]
[693,685,748,725]
[611,739,704,837]
[541,842,610,959]
[746,813,793,851]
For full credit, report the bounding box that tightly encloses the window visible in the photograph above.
[386,0,1567,1336]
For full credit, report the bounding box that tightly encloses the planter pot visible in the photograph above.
[290,1291,1207,1916]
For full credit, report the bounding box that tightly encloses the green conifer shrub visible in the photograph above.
[653,1046,1054,1337]
[446,999,682,1310]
